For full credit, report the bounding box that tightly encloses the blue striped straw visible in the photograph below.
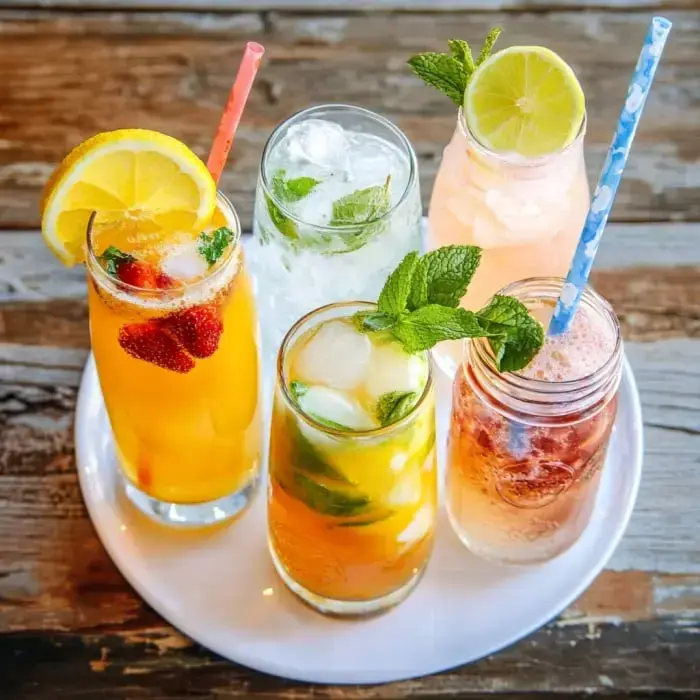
[548,16,672,337]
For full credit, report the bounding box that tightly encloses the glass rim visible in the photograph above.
[458,107,588,168]
[276,300,434,438]
[85,190,242,297]
[258,103,418,234]
[467,277,622,403]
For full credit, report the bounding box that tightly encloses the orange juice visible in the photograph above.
[87,193,261,525]
[267,302,436,616]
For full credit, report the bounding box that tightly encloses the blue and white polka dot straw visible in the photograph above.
[548,16,672,337]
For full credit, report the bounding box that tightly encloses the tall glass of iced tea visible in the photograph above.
[268,302,437,616]
[446,279,622,564]
[87,192,262,526]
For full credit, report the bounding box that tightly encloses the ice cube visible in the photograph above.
[364,342,428,399]
[285,119,349,172]
[295,320,371,391]
[298,386,375,431]
[397,505,434,544]
[387,468,422,505]
[161,240,208,281]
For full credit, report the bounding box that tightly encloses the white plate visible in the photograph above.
[75,352,643,686]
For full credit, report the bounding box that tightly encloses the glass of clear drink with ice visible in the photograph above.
[250,105,422,363]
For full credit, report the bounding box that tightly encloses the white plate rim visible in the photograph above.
[75,354,643,686]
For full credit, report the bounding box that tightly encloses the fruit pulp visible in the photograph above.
[428,112,589,376]
[87,198,261,505]
[267,307,437,609]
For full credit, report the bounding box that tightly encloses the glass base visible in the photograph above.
[446,501,577,565]
[123,472,259,527]
[269,543,425,617]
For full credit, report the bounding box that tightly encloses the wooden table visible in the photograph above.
[1,1,699,697]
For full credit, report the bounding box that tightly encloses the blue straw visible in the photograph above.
[548,16,672,337]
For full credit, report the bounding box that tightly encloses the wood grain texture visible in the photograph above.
[1,10,699,230]
[1,1,699,695]
[4,0,700,10]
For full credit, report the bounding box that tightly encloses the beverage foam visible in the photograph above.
[91,219,241,312]
[519,301,616,382]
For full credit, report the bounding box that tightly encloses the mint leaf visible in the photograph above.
[331,176,391,227]
[409,29,503,105]
[290,381,309,401]
[448,39,475,74]
[265,195,299,241]
[477,295,544,372]
[392,305,484,353]
[477,26,502,66]
[287,416,351,484]
[197,226,234,267]
[376,390,418,427]
[291,472,371,517]
[377,251,419,316]
[99,246,134,276]
[408,52,467,107]
[352,311,398,334]
[272,169,320,202]
[265,169,320,243]
[408,245,482,310]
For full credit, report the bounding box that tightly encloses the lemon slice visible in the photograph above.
[465,46,585,158]
[41,129,216,266]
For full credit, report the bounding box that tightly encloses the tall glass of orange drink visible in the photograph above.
[86,192,262,526]
[268,302,437,616]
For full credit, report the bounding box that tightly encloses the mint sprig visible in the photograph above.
[197,226,234,267]
[99,246,134,276]
[265,169,321,242]
[408,27,503,106]
[353,245,543,372]
[476,295,544,372]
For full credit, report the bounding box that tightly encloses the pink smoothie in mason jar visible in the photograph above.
[446,278,622,565]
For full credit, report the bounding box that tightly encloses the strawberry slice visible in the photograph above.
[161,304,223,358]
[119,321,195,373]
[117,260,158,289]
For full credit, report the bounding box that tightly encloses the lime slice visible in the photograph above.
[464,46,585,158]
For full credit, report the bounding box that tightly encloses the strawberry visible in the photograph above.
[116,260,159,289]
[118,321,195,373]
[155,271,177,289]
[161,304,223,358]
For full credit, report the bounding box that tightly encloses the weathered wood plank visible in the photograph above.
[4,0,699,10]
[1,617,699,697]
[0,10,698,230]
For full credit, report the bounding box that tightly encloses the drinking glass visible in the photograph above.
[250,104,422,364]
[87,193,262,526]
[268,302,437,616]
[446,278,621,564]
[428,110,590,376]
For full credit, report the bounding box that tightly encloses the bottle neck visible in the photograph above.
[465,279,622,426]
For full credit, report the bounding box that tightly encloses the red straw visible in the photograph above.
[207,41,265,184]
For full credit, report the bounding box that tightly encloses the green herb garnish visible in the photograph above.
[327,175,392,253]
[289,472,371,518]
[265,169,321,242]
[197,226,234,267]
[408,27,503,106]
[353,244,544,372]
[376,390,419,427]
[330,175,391,227]
[99,246,134,276]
